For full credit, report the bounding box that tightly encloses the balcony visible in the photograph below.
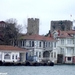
[58,43,74,47]
[65,44,74,47]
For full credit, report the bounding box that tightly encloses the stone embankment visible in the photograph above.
[0,61,54,66]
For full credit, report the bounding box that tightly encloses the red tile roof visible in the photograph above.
[20,34,55,41]
[63,30,75,34]
[0,45,27,52]
[57,30,75,38]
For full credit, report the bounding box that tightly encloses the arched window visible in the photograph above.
[43,51,50,57]
[4,54,10,59]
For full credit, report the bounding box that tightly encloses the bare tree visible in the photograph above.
[0,18,23,45]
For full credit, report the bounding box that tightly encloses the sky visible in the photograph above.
[0,0,75,35]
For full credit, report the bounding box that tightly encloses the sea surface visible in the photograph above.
[0,65,75,75]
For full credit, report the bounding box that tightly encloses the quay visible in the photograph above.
[0,61,54,66]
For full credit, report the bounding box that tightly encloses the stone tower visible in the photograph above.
[50,20,73,32]
[27,18,39,35]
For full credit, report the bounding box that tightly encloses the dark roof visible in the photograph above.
[0,21,5,23]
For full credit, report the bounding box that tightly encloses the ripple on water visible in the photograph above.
[0,65,75,75]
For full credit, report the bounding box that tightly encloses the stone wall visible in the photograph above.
[50,20,73,32]
[27,18,39,35]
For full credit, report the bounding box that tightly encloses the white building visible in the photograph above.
[0,45,27,63]
[52,30,75,64]
[17,34,57,63]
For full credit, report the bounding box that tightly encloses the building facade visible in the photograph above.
[27,18,39,35]
[17,34,57,63]
[0,45,27,63]
[51,20,73,32]
[52,30,75,64]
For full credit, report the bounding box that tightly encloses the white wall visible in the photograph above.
[1,51,20,62]
[0,52,2,60]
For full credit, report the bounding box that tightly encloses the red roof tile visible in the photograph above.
[57,30,75,38]
[0,45,27,52]
[20,34,55,41]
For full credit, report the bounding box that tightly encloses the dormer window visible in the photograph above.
[54,33,58,38]
[52,30,59,39]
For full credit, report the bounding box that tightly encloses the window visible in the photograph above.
[20,41,22,46]
[67,48,73,55]
[49,42,50,47]
[43,42,45,48]
[39,52,41,57]
[46,42,47,47]
[36,52,38,56]
[50,42,52,47]
[12,55,14,59]
[51,52,53,58]
[29,41,31,47]
[48,42,52,47]
[16,55,17,59]
[60,48,64,54]
[26,41,30,47]
[67,39,73,44]
[39,42,42,47]
[54,42,56,47]
[4,54,10,59]
[28,52,31,56]
[54,34,58,38]
[67,57,71,61]
[32,41,34,47]
[43,51,50,57]
[54,52,56,58]
[61,39,64,45]
[23,41,24,46]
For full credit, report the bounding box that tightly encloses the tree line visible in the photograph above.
[0,18,23,45]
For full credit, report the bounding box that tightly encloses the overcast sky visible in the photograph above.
[0,0,75,35]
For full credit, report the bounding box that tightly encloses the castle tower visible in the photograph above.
[50,20,73,32]
[27,18,39,35]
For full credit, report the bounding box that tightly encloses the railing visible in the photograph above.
[58,44,74,47]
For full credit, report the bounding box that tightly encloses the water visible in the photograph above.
[0,65,75,75]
